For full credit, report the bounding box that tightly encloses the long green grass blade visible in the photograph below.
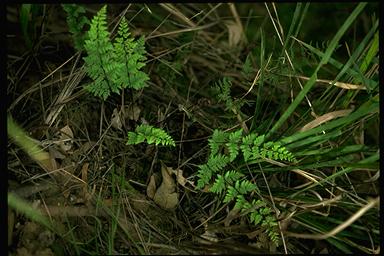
[267,3,367,139]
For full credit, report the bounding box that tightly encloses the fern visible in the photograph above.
[224,170,243,183]
[83,6,149,100]
[196,154,229,190]
[226,128,243,161]
[126,124,175,147]
[241,53,254,80]
[210,170,243,194]
[83,6,117,100]
[223,185,238,203]
[197,128,296,246]
[62,4,90,51]
[113,17,149,90]
[214,77,233,110]
[210,174,225,194]
[209,129,228,156]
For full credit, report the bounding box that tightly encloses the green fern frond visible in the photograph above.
[209,129,228,156]
[207,154,230,173]
[196,164,212,189]
[126,124,175,147]
[113,17,149,90]
[235,180,257,194]
[224,170,243,184]
[250,211,263,225]
[226,128,242,161]
[240,133,257,161]
[241,53,254,80]
[210,174,225,194]
[83,6,149,100]
[62,4,89,51]
[83,5,116,100]
[214,77,233,110]
[223,185,237,203]
[261,141,296,162]
[234,194,247,210]
[196,154,229,190]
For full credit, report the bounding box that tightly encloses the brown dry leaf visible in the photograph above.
[146,174,157,199]
[300,109,353,132]
[295,74,367,90]
[170,168,195,188]
[153,162,179,210]
[48,147,66,160]
[225,20,242,48]
[58,125,74,152]
[124,104,141,121]
[111,108,123,130]
[39,151,58,172]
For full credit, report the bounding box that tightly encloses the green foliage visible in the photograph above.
[196,154,230,190]
[213,77,245,118]
[83,5,149,100]
[113,18,149,90]
[207,129,296,164]
[62,4,90,50]
[210,170,244,194]
[197,128,296,245]
[126,124,175,147]
[214,77,233,110]
[226,129,243,161]
[209,129,228,156]
[241,53,254,80]
[19,4,41,49]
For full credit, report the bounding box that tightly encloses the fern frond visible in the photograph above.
[196,164,212,190]
[84,6,150,100]
[113,17,149,90]
[214,77,233,110]
[208,129,228,156]
[196,154,229,190]
[126,124,175,147]
[234,194,247,210]
[235,180,257,194]
[226,128,242,161]
[210,174,226,194]
[207,154,230,173]
[62,4,89,51]
[224,170,243,184]
[83,5,117,100]
[250,211,263,225]
[261,141,296,162]
[241,53,253,80]
[240,133,257,161]
[223,185,237,203]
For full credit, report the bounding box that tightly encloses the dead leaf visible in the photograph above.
[48,147,66,160]
[146,174,157,199]
[225,20,242,48]
[39,151,58,172]
[300,109,353,132]
[58,125,73,152]
[170,168,195,188]
[111,108,123,130]
[295,74,367,90]
[153,162,179,210]
[124,104,141,121]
